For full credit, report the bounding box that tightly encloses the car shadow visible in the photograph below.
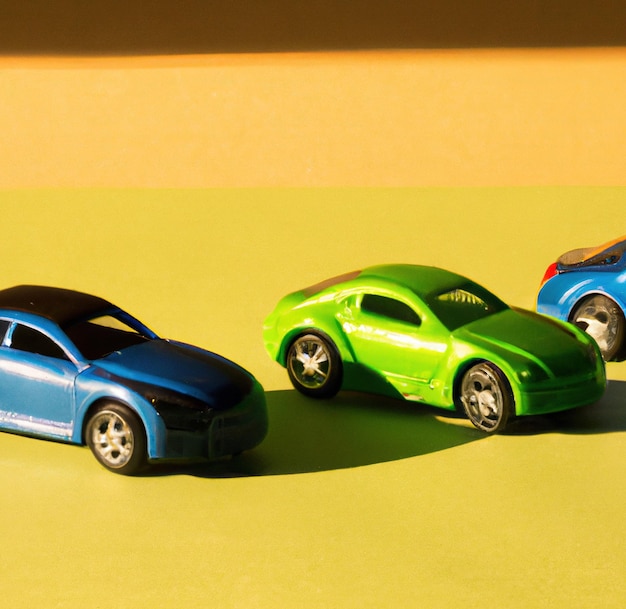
[150,379,626,478]
[150,389,482,478]
[500,379,626,436]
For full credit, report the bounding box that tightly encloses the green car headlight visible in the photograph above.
[515,362,549,383]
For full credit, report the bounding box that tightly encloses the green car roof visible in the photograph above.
[360,264,471,299]
[302,265,472,300]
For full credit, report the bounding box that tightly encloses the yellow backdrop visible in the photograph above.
[2,50,626,188]
[1,46,625,609]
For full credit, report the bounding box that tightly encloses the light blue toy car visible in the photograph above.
[537,235,626,361]
[0,285,267,474]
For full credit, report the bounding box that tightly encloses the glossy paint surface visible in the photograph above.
[1,191,626,609]
[0,287,267,463]
[537,238,626,323]
[265,265,606,417]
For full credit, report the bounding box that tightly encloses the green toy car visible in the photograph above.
[263,265,606,433]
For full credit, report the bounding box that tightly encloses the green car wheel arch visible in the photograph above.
[285,330,344,398]
[452,359,516,433]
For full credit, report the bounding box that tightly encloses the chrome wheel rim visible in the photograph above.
[89,411,135,468]
[461,365,505,431]
[288,335,331,390]
[573,295,620,358]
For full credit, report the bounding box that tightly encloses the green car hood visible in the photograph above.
[455,308,593,378]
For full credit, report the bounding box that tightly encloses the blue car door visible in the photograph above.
[0,323,77,439]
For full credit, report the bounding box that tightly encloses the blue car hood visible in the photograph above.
[92,339,254,409]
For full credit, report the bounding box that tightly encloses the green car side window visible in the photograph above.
[361,294,421,326]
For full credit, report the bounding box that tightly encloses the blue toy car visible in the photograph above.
[0,285,268,474]
[537,235,626,361]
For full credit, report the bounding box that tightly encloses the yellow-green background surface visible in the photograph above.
[0,190,625,608]
[2,25,626,608]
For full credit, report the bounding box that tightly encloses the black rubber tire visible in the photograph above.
[85,403,148,475]
[286,332,343,398]
[570,294,625,361]
[458,362,514,433]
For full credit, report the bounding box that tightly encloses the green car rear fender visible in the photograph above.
[274,318,357,368]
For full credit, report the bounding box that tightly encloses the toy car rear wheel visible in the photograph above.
[570,294,625,361]
[287,332,342,398]
[459,362,513,433]
[85,403,147,475]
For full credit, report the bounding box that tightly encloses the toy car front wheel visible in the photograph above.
[85,404,147,475]
[287,332,342,398]
[459,362,514,433]
[570,294,625,361]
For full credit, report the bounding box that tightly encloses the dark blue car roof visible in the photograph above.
[557,235,626,270]
[0,285,113,326]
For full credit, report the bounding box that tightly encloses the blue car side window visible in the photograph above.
[0,319,9,344]
[10,324,70,361]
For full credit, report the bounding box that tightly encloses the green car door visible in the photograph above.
[337,291,450,402]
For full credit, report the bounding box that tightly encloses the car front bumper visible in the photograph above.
[516,369,606,416]
[158,380,268,461]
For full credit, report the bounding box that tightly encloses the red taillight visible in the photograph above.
[540,262,559,286]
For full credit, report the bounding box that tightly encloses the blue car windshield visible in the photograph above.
[425,282,508,331]
[64,311,155,360]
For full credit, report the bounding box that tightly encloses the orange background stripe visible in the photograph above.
[2,49,625,187]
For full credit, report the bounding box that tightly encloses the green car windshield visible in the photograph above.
[424,282,508,331]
